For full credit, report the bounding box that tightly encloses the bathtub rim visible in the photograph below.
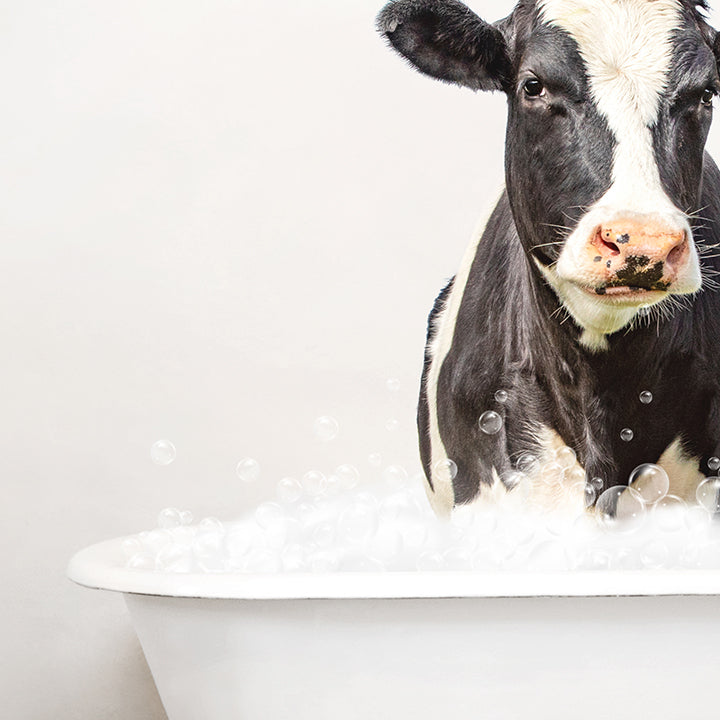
[67,535,720,599]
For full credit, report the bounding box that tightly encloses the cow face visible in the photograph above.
[378,0,720,349]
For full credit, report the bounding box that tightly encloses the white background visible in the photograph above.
[3,1,719,717]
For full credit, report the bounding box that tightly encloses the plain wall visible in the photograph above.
[3,1,720,718]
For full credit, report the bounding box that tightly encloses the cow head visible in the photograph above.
[378,0,720,350]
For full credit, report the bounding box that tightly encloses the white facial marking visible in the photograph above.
[537,0,701,343]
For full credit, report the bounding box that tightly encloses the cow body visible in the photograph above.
[378,0,720,516]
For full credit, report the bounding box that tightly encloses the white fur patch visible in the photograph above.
[537,0,700,342]
[425,190,503,516]
[656,436,705,502]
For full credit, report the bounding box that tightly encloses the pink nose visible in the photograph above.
[589,216,689,289]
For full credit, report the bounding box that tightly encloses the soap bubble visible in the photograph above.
[277,477,302,504]
[368,453,383,467]
[639,391,654,405]
[150,440,176,466]
[338,555,386,573]
[338,501,379,545]
[709,457,720,472]
[254,502,285,530]
[516,453,538,474]
[385,418,400,432]
[596,486,645,532]
[383,464,409,488]
[244,548,280,574]
[653,495,686,532]
[313,416,339,442]
[590,477,605,491]
[127,552,156,570]
[193,532,226,573]
[479,411,503,435]
[540,462,565,486]
[696,476,720,513]
[555,446,577,470]
[156,543,194,573]
[628,464,669,505]
[224,526,254,563]
[386,378,401,393]
[142,529,174,554]
[433,458,458,481]
[444,547,475,571]
[309,551,339,573]
[157,508,183,529]
[620,428,634,442]
[179,510,193,526]
[301,470,327,497]
[335,464,360,490]
[640,540,670,569]
[312,522,335,549]
[236,458,260,483]
[281,544,306,572]
[494,390,509,403]
[416,551,445,571]
[121,537,143,559]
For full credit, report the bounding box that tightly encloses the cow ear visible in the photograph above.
[376,0,512,92]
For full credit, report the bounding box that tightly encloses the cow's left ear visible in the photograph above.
[376,0,512,92]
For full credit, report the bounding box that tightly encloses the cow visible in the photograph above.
[376,0,720,518]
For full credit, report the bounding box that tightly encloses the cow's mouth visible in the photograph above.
[580,284,668,301]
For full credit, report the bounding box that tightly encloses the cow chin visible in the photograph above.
[534,257,701,353]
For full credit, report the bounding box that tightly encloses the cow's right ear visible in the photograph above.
[376,0,512,92]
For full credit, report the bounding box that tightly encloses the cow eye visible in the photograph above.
[523,78,545,98]
[701,88,715,106]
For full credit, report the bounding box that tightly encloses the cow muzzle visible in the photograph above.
[568,213,697,299]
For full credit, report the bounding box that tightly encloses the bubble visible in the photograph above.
[494,390,509,404]
[386,378,401,393]
[142,529,173,554]
[443,547,475,571]
[479,411,503,435]
[338,555,386,573]
[309,550,339,573]
[151,440,176,466]
[281,544,306,572]
[121,537,143,559]
[596,486,645,532]
[236,458,260,483]
[540,462,565,486]
[620,428,634,442]
[224,526,254,562]
[433,458,458,481]
[628,463,670,505]
[244,548,280,574]
[368,453,383,468]
[338,501,379,545]
[579,482,597,507]
[179,510,194,526]
[696,476,720,513]
[385,418,400,432]
[313,416,339,442]
[709,457,720,472]
[416,551,445,571]
[639,391,654,405]
[127,552,155,570]
[653,495,687,532]
[157,507,183,529]
[335,464,360,490]
[516,453,539,474]
[255,502,285,530]
[312,522,335,548]
[591,477,605,491]
[277,477,302,504]
[640,540,670,569]
[383,464,409,488]
[301,470,327,497]
[193,532,225,573]
[156,543,194,573]
[198,517,224,534]
[555,446,577,470]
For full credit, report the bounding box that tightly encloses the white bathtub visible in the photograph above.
[69,536,720,720]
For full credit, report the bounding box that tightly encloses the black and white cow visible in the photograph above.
[377,0,720,517]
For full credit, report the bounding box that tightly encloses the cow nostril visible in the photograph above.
[667,236,687,268]
[601,239,620,255]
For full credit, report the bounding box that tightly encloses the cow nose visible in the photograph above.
[591,216,689,287]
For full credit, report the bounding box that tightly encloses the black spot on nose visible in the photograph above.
[617,234,631,245]
[594,256,602,262]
